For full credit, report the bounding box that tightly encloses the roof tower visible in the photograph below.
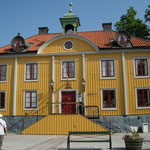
[59,3,80,34]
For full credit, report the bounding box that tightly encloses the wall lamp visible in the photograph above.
[82,79,86,92]
[50,80,54,93]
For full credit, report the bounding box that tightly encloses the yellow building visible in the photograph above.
[0,8,150,134]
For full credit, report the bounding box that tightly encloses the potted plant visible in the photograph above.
[123,127,143,150]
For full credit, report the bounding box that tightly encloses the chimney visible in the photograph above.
[102,23,112,31]
[38,27,49,34]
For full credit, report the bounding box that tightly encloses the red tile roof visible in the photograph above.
[0,31,150,54]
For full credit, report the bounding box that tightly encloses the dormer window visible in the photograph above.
[114,30,131,47]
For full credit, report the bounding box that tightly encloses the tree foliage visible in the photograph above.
[115,7,149,39]
[145,5,150,23]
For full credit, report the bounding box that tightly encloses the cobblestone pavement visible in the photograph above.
[2,133,150,150]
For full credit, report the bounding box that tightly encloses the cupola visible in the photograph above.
[59,3,80,34]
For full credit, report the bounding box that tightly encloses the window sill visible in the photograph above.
[100,77,116,80]
[61,78,76,81]
[134,76,149,79]
[24,80,38,82]
[0,81,7,83]
[0,109,6,111]
[24,108,38,111]
[136,107,150,110]
[102,108,117,111]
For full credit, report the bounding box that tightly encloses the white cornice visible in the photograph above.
[0,49,150,58]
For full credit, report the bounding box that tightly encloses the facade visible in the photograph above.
[0,8,150,134]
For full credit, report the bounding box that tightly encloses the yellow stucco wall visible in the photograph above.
[125,52,150,115]
[0,58,14,115]
[85,53,125,115]
[16,56,52,115]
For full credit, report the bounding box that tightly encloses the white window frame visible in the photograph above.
[133,57,149,78]
[101,88,117,110]
[100,58,116,79]
[0,91,6,111]
[23,90,38,110]
[61,60,76,80]
[58,89,78,114]
[0,63,8,83]
[24,62,39,82]
[135,87,150,109]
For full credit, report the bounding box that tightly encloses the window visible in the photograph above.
[100,59,115,78]
[25,91,37,109]
[137,89,150,108]
[63,41,73,50]
[25,63,38,80]
[102,89,117,110]
[0,64,7,81]
[0,92,5,109]
[134,58,148,77]
[62,61,75,79]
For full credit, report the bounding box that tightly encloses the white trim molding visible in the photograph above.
[13,57,18,116]
[51,56,55,114]
[122,52,128,115]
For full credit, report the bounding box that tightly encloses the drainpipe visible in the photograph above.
[12,57,18,116]
[51,56,55,114]
[122,52,128,115]
[82,54,86,106]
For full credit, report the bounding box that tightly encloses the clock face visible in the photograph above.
[64,41,73,50]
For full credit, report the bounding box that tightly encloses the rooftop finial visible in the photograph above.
[18,32,20,36]
[69,2,73,13]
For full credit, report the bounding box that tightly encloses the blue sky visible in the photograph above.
[0,0,149,47]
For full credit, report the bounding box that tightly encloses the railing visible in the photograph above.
[51,102,99,119]
[8,100,51,132]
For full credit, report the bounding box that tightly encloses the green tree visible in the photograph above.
[115,7,149,39]
[145,5,150,23]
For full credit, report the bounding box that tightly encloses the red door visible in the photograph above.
[62,91,76,114]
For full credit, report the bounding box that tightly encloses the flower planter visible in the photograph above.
[124,139,143,150]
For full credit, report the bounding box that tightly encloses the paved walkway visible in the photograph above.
[2,133,150,150]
